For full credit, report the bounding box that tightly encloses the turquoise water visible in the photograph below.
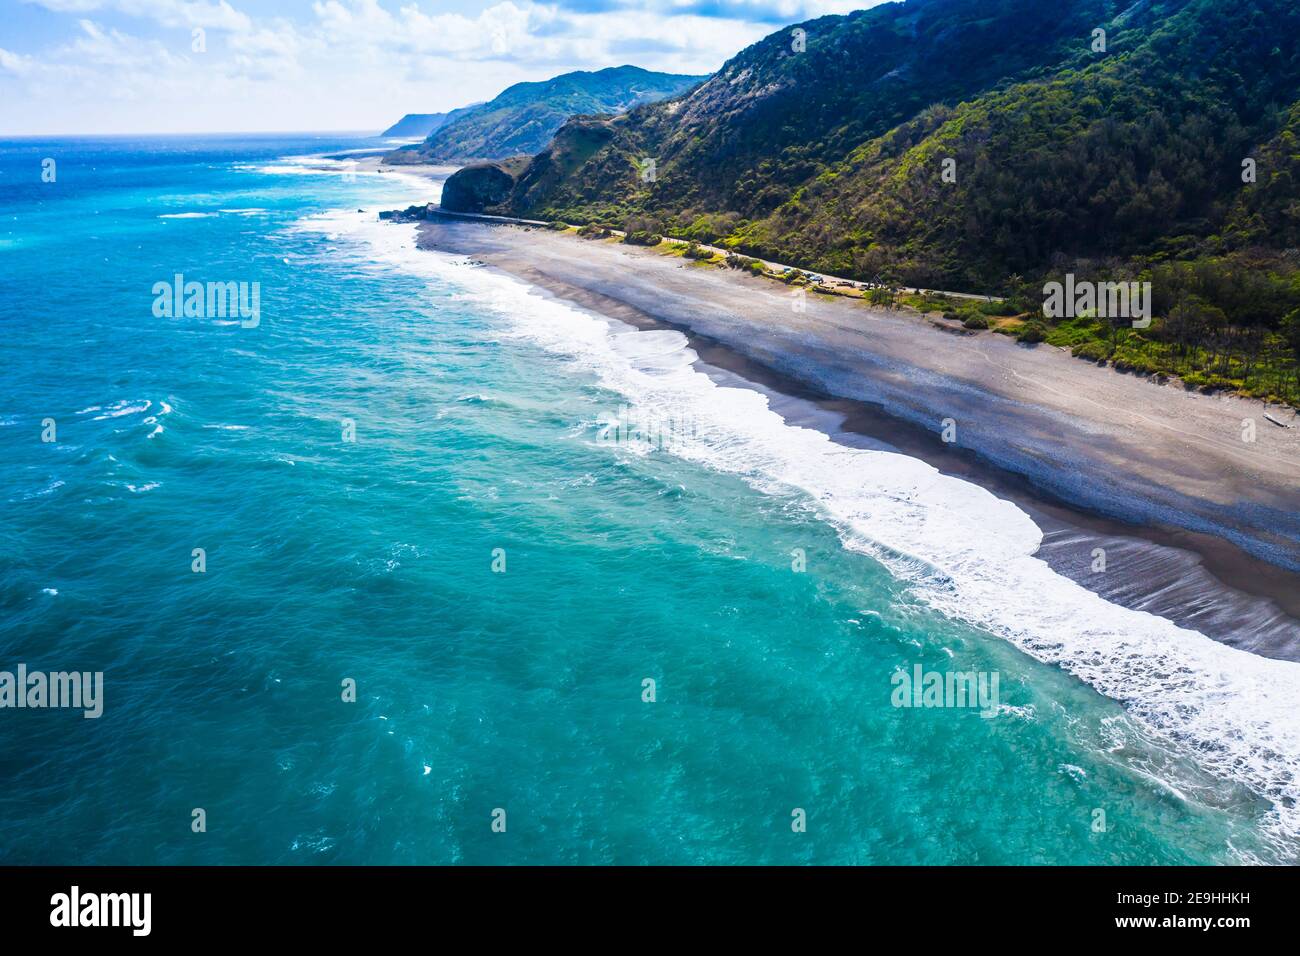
[0,135,1293,864]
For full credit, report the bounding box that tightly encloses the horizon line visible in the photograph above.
[0,129,398,140]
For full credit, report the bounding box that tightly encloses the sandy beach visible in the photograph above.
[404,213,1300,660]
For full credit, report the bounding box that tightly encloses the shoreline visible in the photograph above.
[409,213,1300,661]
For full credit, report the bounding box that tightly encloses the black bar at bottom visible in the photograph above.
[0,865,1277,941]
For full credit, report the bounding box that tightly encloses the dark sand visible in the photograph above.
[413,216,1300,660]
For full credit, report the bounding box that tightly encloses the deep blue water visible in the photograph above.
[0,134,1294,864]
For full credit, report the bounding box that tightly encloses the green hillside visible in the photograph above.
[445,0,1300,404]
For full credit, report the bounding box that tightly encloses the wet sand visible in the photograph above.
[410,215,1300,660]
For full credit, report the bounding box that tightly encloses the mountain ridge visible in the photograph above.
[384,65,706,165]
[381,113,453,138]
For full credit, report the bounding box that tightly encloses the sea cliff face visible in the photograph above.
[439,116,617,217]
[438,157,534,214]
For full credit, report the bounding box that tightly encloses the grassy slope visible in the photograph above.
[510,0,1122,224]
[488,0,1300,403]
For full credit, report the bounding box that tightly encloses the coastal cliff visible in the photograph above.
[439,157,534,214]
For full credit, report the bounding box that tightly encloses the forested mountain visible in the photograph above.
[450,0,1298,282]
[442,0,1300,403]
[383,66,705,165]
[755,0,1300,288]
[498,0,1117,232]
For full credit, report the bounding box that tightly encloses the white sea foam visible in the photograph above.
[247,153,438,205]
[237,155,438,204]
[159,212,217,219]
[20,479,65,501]
[235,160,333,176]
[91,400,150,420]
[293,200,1300,849]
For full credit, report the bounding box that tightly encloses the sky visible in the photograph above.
[0,0,879,134]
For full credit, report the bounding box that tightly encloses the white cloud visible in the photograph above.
[3,0,773,133]
[23,0,253,31]
[0,47,37,77]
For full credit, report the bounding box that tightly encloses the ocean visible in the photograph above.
[0,133,1295,864]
